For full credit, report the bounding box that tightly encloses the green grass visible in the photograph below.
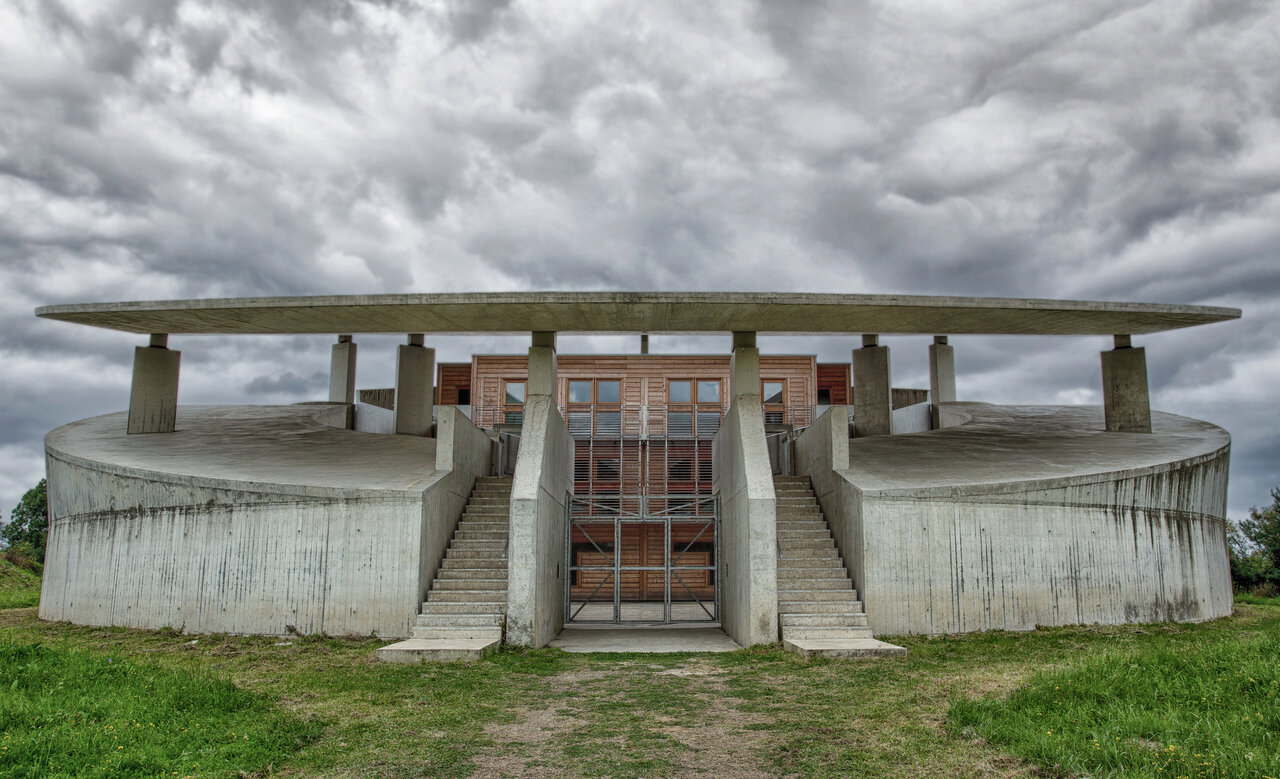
[0,561,39,610]
[0,642,320,778]
[0,592,1276,777]
[949,629,1280,778]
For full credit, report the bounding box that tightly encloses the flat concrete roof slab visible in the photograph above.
[46,405,440,496]
[36,292,1239,336]
[845,404,1229,496]
[549,627,741,653]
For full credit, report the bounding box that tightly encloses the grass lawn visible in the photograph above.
[0,560,40,610]
[0,589,1275,777]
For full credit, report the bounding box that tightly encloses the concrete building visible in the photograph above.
[34,293,1240,659]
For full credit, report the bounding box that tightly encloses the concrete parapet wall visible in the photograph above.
[795,404,1233,636]
[713,399,779,647]
[506,395,572,647]
[39,405,492,638]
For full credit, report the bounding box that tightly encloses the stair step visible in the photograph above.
[412,625,504,641]
[781,613,868,628]
[779,600,863,614]
[778,547,840,560]
[778,558,847,570]
[421,602,509,615]
[426,590,508,603]
[440,558,507,570]
[783,626,874,640]
[778,588,860,601]
[432,577,507,589]
[454,530,510,541]
[779,538,835,550]
[446,548,507,560]
[415,613,504,627]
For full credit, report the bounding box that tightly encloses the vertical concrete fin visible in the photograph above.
[853,342,891,437]
[1101,344,1151,433]
[394,342,435,436]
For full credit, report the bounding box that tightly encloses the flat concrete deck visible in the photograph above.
[45,405,439,494]
[846,404,1229,494]
[550,627,741,653]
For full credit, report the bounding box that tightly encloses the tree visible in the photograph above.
[1,479,47,561]
[1240,488,1280,571]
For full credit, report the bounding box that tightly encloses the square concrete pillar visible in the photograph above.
[528,331,557,397]
[394,335,435,436]
[1101,336,1151,433]
[853,335,891,437]
[730,331,759,399]
[127,334,180,434]
[928,335,956,429]
[329,335,357,405]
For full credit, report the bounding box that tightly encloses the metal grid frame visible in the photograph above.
[566,492,720,625]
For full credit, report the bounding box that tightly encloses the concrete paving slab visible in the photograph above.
[783,638,908,659]
[550,627,741,653]
[376,638,499,663]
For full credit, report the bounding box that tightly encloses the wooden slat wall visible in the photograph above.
[435,363,472,405]
[817,363,851,404]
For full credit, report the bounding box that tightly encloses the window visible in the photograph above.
[817,388,831,406]
[457,388,471,405]
[568,381,592,403]
[597,380,620,403]
[697,381,720,403]
[504,381,526,404]
[669,380,692,403]
[762,382,784,404]
[595,458,620,481]
[669,459,693,481]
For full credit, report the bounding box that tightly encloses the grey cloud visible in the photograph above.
[244,370,328,397]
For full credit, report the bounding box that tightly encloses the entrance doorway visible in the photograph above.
[566,493,719,624]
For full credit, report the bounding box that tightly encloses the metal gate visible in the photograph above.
[566,492,719,624]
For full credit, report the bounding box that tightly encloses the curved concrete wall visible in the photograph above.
[795,404,1232,636]
[39,405,492,638]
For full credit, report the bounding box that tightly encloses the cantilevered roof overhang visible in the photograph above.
[35,292,1240,336]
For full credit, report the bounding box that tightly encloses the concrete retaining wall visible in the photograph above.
[712,399,779,647]
[39,406,492,638]
[794,404,1233,636]
[506,395,573,647]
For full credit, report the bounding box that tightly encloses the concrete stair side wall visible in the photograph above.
[505,395,573,647]
[712,399,779,647]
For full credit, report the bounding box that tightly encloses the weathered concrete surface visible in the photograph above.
[852,344,891,437]
[36,292,1241,336]
[505,395,573,647]
[394,343,435,436]
[550,627,740,653]
[795,403,1232,636]
[40,404,491,638]
[375,638,499,662]
[928,338,955,429]
[1102,345,1152,433]
[329,338,357,405]
[713,396,779,648]
[783,638,907,659]
[127,345,180,434]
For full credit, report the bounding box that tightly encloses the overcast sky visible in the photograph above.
[1,0,1277,524]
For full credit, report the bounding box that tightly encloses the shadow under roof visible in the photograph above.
[35,292,1240,336]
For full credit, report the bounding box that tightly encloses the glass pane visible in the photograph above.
[762,382,783,404]
[669,380,691,403]
[568,411,593,436]
[595,411,622,435]
[505,381,525,404]
[597,380,620,403]
[697,381,720,403]
[697,412,720,438]
[569,381,592,403]
[668,411,693,437]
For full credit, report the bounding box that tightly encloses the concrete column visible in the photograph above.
[528,331,557,397]
[394,334,435,436]
[127,334,180,434]
[1101,335,1152,433]
[928,335,956,429]
[730,331,759,398]
[329,335,357,404]
[852,334,892,437]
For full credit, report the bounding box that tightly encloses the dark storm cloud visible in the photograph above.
[1,0,1278,521]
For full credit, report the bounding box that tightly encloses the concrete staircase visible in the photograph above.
[774,475,905,659]
[377,476,511,663]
